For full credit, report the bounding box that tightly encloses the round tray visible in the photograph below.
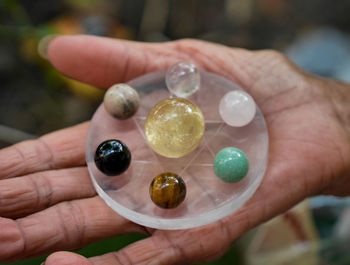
[86,70,268,230]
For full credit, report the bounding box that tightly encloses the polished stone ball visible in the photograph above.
[94,139,131,176]
[104,83,140,120]
[145,98,205,158]
[219,90,256,127]
[214,147,249,183]
[166,62,200,98]
[149,172,186,209]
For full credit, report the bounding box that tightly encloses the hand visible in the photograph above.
[1,35,349,265]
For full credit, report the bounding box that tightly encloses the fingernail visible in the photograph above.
[37,34,59,59]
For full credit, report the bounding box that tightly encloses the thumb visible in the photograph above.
[44,251,91,265]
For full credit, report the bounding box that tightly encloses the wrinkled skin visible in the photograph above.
[0,36,350,265]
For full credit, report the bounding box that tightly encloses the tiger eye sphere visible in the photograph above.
[145,98,205,158]
[94,139,131,176]
[149,172,186,209]
[104,83,140,119]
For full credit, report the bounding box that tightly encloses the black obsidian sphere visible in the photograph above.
[94,139,131,176]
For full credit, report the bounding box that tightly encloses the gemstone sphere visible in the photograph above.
[219,90,256,127]
[149,172,186,209]
[104,83,140,119]
[214,147,249,183]
[166,62,200,98]
[145,98,205,158]
[94,139,131,176]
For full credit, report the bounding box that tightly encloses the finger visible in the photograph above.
[46,35,256,90]
[0,122,88,179]
[45,252,91,265]
[0,197,144,263]
[46,218,239,265]
[45,221,234,265]
[86,222,234,265]
[47,35,190,89]
[0,167,95,219]
[47,35,306,107]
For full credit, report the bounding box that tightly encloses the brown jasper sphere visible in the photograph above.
[104,84,140,119]
[149,172,186,209]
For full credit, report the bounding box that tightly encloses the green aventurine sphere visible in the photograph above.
[214,147,249,183]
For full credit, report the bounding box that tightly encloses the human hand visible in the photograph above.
[1,35,349,265]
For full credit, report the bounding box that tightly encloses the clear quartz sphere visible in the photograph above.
[166,62,200,98]
[219,90,256,127]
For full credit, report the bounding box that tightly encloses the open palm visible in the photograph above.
[0,36,349,265]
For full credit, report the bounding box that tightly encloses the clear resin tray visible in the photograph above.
[86,69,268,230]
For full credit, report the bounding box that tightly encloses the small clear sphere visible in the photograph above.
[104,83,140,119]
[166,62,200,98]
[145,98,205,158]
[219,90,256,127]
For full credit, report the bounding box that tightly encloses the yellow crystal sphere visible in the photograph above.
[145,98,205,158]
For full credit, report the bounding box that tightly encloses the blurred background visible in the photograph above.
[1,0,350,264]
